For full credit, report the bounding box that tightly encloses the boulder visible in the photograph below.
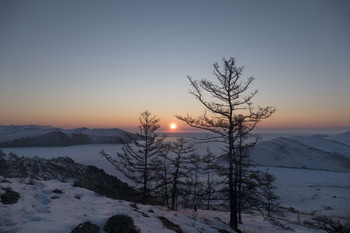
[71,221,100,233]
[1,187,20,204]
[103,215,139,233]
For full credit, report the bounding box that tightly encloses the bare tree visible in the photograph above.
[176,57,275,231]
[234,114,260,223]
[100,110,165,204]
[244,169,286,229]
[169,138,196,210]
[151,143,172,208]
[187,152,202,211]
[201,147,221,210]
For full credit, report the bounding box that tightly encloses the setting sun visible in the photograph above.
[170,123,177,130]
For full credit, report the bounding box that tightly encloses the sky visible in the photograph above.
[1,0,350,132]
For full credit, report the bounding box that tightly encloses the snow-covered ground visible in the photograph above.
[1,131,350,232]
[0,177,327,233]
[266,167,350,218]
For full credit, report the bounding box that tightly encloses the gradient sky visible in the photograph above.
[1,0,350,131]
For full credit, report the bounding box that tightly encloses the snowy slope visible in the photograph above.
[248,134,350,172]
[0,177,327,233]
[0,177,235,233]
[327,131,350,146]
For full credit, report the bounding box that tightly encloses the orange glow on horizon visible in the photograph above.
[1,109,349,132]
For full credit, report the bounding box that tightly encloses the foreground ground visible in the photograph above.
[1,177,330,233]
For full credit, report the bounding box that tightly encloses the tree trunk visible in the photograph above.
[143,135,149,204]
[193,171,198,211]
[228,136,239,231]
[238,136,243,224]
[171,156,180,210]
[207,170,211,210]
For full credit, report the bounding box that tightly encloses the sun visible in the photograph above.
[170,123,177,130]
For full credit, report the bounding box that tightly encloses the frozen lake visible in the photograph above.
[1,132,314,174]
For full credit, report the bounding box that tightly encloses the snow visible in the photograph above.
[0,177,327,233]
[287,135,350,158]
[248,135,350,172]
[327,131,350,146]
[1,131,350,232]
[266,167,350,218]
[0,177,233,233]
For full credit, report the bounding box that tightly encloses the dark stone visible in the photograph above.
[71,221,100,233]
[53,189,64,194]
[1,188,20,204]
[103,215,139,233]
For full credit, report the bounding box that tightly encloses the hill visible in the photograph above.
[0,125,139,147]
[327,131,350,146]
[248,133,350,172]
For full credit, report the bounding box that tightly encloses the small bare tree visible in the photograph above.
[152,143,172,208]
[100,110,165,204]
[187,152,202,211]
[168,137,196,210]
[177,57,275,232]
[201,147,221,210]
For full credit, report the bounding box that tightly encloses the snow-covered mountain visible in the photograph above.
[0,125,139,147]
[249,133,350,172]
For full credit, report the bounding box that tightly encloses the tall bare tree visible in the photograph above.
[101,110,165,204]
[177,57,275,232]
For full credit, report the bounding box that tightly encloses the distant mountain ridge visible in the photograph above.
[0,125,138,147]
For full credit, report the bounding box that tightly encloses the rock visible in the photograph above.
[158,216,183,233]
[53,189,64,194]
[71,221,100,233]
[103,215,139,233]
[1,187,20,204]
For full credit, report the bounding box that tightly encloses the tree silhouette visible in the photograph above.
[101,110,165,204]
[177,57,275,231]
[168,137,196,210]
